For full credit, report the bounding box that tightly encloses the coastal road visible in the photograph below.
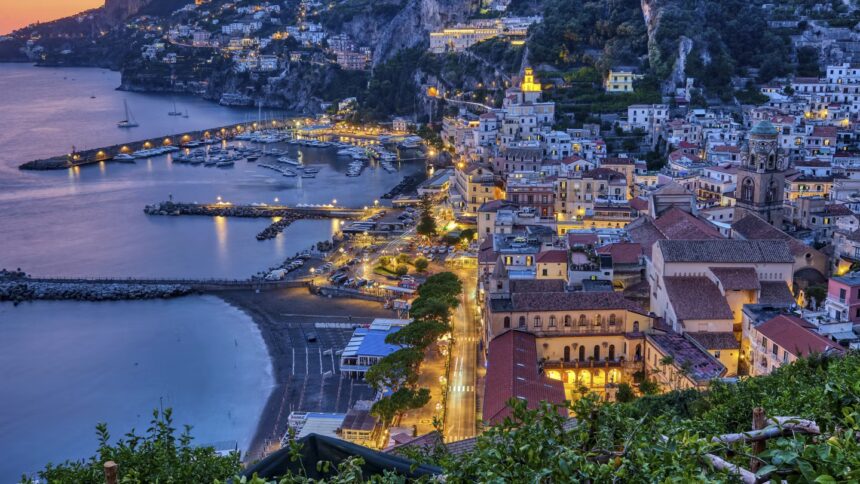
[444,266,479,442]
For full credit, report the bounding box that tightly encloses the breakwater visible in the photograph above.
[144,201,370,240]
[0,280,193,303]
[17,118,295,170]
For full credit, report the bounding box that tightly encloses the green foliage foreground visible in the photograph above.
[29,351,860,483]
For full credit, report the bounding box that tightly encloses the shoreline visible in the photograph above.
[215,287,393,463]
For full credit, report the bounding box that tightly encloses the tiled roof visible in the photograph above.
[810,126,837,138]
[663,277,734,321]
[709,267,761,290]
[647,333,726,383]
[757,315,843,357]
[758,281,795,306]
[509,279,566,293]
[478,237,497,264]
[483,330,567,426]
[478,199,516,212]
[596,243,643,265]
[711,145,740,153]
[654,181,693,196]
[825,204,854,216]
[489,291,646,314]
[567,232,599,247]
[657,239,794,263]
[653,207,722,241]
[602,157,635,165]
[629,197,649,211]
[537,249,569,264]
[732,212,812,257]
[687,331,741,350]
[582,167,625,180]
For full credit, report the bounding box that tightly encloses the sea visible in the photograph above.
[0,63,424,481]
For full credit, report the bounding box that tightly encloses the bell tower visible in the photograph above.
[736,120,786,227]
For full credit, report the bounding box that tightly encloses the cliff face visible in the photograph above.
[104,0,152,23]
[334,0,476,66]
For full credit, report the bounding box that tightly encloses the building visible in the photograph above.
[644,333,727,391]
[605,70,636,93]
[336,50,369,70]
[649,239,796,333]
[429,27,499,53]
[735,120,788,227]
[340,406,382,448]
[482,330,566,425]
[536,249,568,280]
[339,319,411,378]
[747,314,842,376]
[825,273,860,323]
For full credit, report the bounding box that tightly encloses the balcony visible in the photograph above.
[533,322,625,336]
[543,358,641,370]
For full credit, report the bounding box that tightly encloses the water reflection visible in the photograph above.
[214,215,228,263]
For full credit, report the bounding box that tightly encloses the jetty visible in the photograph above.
[18,118,297,170]
[143,201,375,240]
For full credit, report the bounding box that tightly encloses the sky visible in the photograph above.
[0,1,104,35]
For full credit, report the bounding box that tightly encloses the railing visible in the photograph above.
[532,323,626,335]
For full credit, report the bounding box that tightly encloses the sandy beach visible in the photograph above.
[216,286,394,462]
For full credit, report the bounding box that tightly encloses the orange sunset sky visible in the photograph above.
[1,1,104,35]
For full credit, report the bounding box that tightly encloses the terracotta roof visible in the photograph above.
[758,281,795,306]
[647,333,726,383]
[709,267,761,290]
[825,204,854,216]
[810,126,837,138]
[479,112,497,119]
[537,249,568,264]
[596,243,643,265]
[489,291,646,314]
[629,197,649,211]
[567,232,599,247]
[757,315,843,357]
[664,277,734,321]
[678,140,699,149]
[657,239,794,263]
[478,199,515,212]
[652,207,722,241]
[561,155,586,165]
[602,157,635,165]
[796,159,832,167]
[732,212,813,258]
[478,237,497,264]
[582,167,625,180]
[687,331,741,350]
[509,279,566,293]
[385,431,443,455]
[483,330,567,426]
[711,145,740,154]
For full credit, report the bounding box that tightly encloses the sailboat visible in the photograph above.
[168,101,182,116]
[183,108,189,118]
[117,100,139,128]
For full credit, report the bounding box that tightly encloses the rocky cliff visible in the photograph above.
[104,0,153,23]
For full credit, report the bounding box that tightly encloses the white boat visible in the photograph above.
[114,153,135,162]
[277,156,301,166]
[117,100,139,128]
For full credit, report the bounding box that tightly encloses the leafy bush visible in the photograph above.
[27,409,241,484]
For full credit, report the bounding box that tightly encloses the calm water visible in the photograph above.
[0,297,272,481]
[0,64,423,481]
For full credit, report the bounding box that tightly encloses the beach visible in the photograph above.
[217,287,394,461]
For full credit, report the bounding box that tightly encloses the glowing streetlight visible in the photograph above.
[274,197,279,203]
[332,199,337,205]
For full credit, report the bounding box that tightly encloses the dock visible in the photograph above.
[143,201,376,240]
[17,118,296,170]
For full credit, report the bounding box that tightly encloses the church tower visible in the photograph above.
[736,120,787,227]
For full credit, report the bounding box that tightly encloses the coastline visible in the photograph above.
[215,287,393,463]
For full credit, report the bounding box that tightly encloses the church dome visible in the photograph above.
[750,120,777,135]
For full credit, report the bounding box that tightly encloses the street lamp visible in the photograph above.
[332,199,337,205]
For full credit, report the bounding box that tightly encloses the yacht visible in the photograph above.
[168,101,182,116]
[114,153,135,162]
[117,100,139,128]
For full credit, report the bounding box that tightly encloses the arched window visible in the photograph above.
[632,321,640,332]
[578,314,587,326]
[742,178,755,202]
[563,346,571,362]
[549,315,557,327]
[534,316,542,328]
[609,314,617,325]
[635,344,642,361]
[503,316,510,329]
[767,153,776,170]
[564,315,572,327]
[518,316,526,328]
[578,346,586,362]
[594,314,602,326]
[608,344,616,361]
[593,345,601,361]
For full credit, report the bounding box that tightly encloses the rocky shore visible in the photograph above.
[0,280,192,303]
